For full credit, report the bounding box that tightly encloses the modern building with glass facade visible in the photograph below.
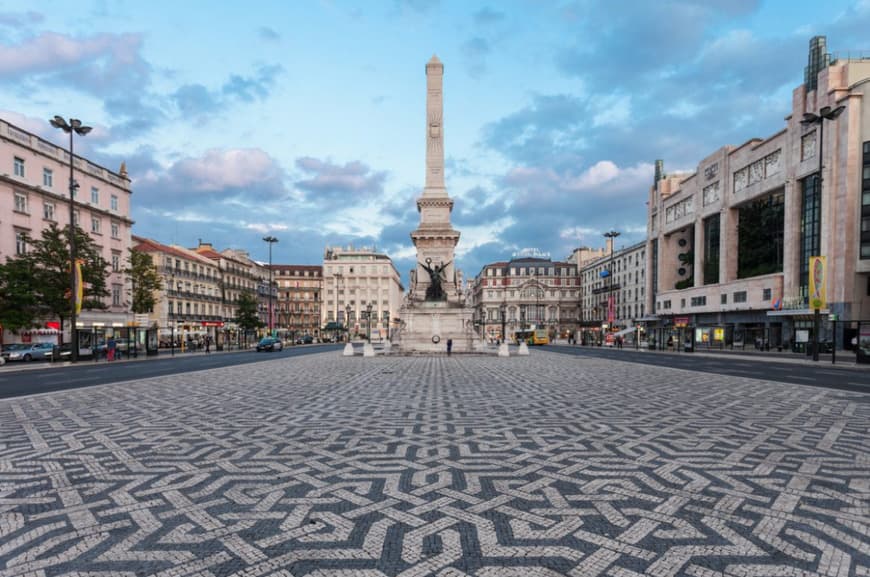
[646,37,870,352]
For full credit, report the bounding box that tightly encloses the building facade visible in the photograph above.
[321,246,404,340]
[133,236,223,346]
[578,240,646,343]
[470,250,580,342]
[646,37,870,352]
[272,265,322,341]
[0,118,133,344]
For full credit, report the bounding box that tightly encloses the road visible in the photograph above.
[548,344,870,392]
[0,344,343,399]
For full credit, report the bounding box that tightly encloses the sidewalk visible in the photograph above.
[551,340,866,369]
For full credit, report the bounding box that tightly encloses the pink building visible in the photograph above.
[1,118,134,345]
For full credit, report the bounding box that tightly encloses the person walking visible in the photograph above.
[107,336,116,362]
[446,338,453,356]
[205,335,211,354]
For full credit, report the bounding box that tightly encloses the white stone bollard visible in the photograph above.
[498,342,510,357]
[518,342,530,356]
[363,342,375,357]
[343,342,355,356]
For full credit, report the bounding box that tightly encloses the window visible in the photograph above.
[861,141,870,259]
[15,230,27,255]
[111,194,118,211]
[91,217,101,234]
[663,300,671,310]
[43,202,55,221]
[91,187,99,205]
[111,221,120,238]
[721,293,727,304]
[14,191,27,213]
[734,291,747,303]
[800,174,821,298]
[13,157,24,177]
[762,288,772,301]
[690,296,706,306]
[73,210,80,226]
[112,253,121,272]
[43,168,53,188]
[168,301,174,315]
[112,284,122,306]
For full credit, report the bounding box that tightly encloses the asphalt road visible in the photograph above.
[0,344,343,400]
[549,345,870,393]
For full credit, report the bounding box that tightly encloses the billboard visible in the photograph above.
[809,256,826,309]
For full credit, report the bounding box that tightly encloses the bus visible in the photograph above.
[514,329,550,345]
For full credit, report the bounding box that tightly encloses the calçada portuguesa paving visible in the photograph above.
[1,351,868,576]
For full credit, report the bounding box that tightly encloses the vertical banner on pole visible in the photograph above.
[809,256,827,309]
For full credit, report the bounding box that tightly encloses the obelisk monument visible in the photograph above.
[409,55,462,303]
[396,55,477,353]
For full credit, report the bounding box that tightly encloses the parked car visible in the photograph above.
[5,342,55,362]
[301,334,314,344]
[256,337,283,352]
[1,344,25,362]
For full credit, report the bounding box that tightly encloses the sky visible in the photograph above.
[2,0,869,286]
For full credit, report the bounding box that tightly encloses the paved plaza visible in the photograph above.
[1,351,868,577]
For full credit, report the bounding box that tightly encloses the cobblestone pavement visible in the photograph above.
[1,351,868,577]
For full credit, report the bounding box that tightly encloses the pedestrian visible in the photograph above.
[446,338,453,356]
[617,335,623,349]
[205,335,211,354]
[107,336,116,362]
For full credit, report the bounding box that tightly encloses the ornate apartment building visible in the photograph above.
[321,246,404,340]
[133,236,223,344]
[0,118,133,344]
[272,265,322,340]
[646,36,870,351]
[470,249,580,342]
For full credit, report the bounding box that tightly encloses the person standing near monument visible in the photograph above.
[446,338,453,356]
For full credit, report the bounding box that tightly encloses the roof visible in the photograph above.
[133,237,214,266]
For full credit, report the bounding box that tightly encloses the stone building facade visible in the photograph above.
[646,37,870,351]
[271,265,322,341]
[321,246,404,340]
[470,250,579,342]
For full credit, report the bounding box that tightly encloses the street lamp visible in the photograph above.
[262,236,278,336]
[604,230,620,340]
[366,302,373,341]
[500,300,507,345]
[801,105,843,362]
[50,116,91,363]
[345,303,352,340]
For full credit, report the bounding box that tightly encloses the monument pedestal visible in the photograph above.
[396,301,477,354]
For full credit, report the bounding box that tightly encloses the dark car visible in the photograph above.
[301,334,314,344]
[256,337,283,352]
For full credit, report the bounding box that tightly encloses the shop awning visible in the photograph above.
[635,315,659,323]
[323,322,346,331]
[767,308,830,321]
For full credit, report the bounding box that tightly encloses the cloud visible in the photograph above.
[170,148,285,192]
[0,10,43,28]
[294,157,387,200]
[258,26,281,41]
[473,7,505,26]
[461,37,491,77]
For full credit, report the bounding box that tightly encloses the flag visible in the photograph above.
[74,259,84,315]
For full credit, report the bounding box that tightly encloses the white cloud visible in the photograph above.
[172,148,282,191]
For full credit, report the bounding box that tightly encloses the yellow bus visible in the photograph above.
[514,329,550,345]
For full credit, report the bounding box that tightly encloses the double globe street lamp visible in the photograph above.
[262,236,278,336]
[50,116,92,363]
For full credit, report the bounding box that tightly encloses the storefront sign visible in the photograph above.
[674,316,690,327]
[796,330,809,343]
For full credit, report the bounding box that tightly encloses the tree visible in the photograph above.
[0,258,39,343]
[235,291,262,334]
[12,223,109,343]
[125,249,162,314]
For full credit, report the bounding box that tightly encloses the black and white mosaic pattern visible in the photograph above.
[1,352,868,576]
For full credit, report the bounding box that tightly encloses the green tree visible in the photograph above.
[235,291,262,333]
[13,223,109,343]
[125,249,162,314]
[0,258,39,343]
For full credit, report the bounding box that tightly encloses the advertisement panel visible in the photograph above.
[808,256,826,309]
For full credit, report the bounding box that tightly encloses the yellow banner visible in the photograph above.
[809,256,826,309]
[74,259,83,315]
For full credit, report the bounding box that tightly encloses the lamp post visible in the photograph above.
[262,236,278,336]
[50,116,91,363]
[604,230,621,342]
[345,303,352,340]
[801,106,843,362]
[366,301,373,341]
[500,301,507,345]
